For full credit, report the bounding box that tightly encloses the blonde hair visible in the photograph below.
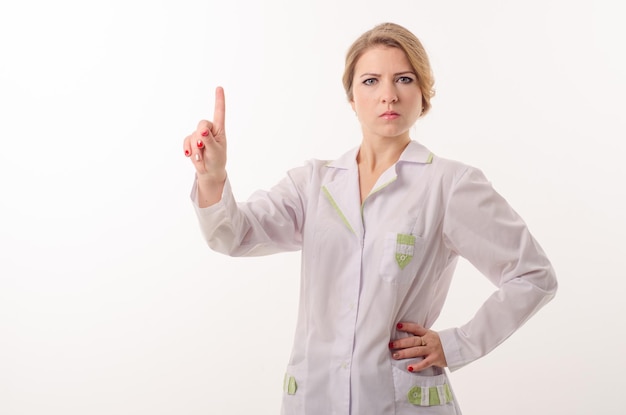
[342,22,435,115]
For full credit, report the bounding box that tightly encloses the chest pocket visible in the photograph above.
[379,232,425,284]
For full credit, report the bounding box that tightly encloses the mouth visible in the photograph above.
[380,111,400,120]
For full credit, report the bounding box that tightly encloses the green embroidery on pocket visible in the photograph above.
[395,234,415,269]
[444,383,452,403]
[407,384,453,406]
[407,386,422,405]
[429,386,440,405]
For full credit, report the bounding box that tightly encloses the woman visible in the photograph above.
[183,22,557,415]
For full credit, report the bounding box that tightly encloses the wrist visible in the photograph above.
[196,170,227,186]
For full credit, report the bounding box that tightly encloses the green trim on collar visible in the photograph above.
[361,177,397,214]
[322,186,356,235]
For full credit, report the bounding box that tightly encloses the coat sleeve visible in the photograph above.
[437,166,557,371]
[190,164,311,257]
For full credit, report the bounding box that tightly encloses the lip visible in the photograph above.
[380,111,400,120]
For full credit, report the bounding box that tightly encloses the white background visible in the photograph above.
[1,0,625,414]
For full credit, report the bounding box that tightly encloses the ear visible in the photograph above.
[349,99,356,113]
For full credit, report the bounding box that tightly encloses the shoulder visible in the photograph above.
[286,159,332,181]
[429,153,487,185]
[281,159,333,197]
[399,141,480,182]
[287,145,359,182]
[411,151,495,205]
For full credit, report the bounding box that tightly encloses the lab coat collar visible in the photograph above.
[321,141,434,238]
[398,140,434,165]
[326,140,433,170]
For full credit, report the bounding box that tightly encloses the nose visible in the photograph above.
[381,83,398,104]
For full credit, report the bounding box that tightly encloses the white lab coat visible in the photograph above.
[191,141,557,415]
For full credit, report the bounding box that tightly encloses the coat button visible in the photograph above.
[287,376,297,395]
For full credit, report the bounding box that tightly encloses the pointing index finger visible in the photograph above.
[213,86,225,131]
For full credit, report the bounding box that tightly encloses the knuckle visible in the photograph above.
[406,346,420,357]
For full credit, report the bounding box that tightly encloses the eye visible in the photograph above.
[396,76,414,84]
[363,78,377,86]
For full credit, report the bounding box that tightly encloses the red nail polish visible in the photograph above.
[396,323,403,329]
[184,149,190,156]
[197,140,204,148]
[388,342,394,349]
[201,130,209,137]
[408,366,414,372]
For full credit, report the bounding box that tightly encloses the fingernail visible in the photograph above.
[396,323,403,329]
[388,342,394,349]
[201,130,209,137]
[197,140,204,148]
[408,366,414,372]
[184,150,190,156]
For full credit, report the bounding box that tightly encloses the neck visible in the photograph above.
[357,135,411,173]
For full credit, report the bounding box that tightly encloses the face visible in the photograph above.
[350,46,423,142]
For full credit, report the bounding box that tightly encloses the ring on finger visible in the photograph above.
[421,336,426,346]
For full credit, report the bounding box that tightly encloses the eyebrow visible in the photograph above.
[359,71,416,78]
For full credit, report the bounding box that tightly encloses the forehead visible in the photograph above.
[355,46,412,74]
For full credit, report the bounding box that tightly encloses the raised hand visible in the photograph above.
[183,86,227,183]
[183,87,228,207]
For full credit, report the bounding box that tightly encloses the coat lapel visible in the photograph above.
[320,141,434,238]
[322,147,363,238]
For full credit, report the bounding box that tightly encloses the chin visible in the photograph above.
[378,128,410,140]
